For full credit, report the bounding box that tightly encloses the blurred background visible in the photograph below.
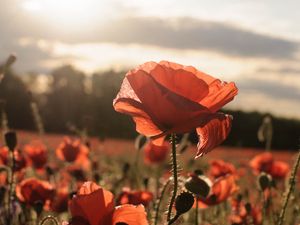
[0,0,299,150]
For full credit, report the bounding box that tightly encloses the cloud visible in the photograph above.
[93,17,299,59]
[257,66,300,75]
[237,78,300,101]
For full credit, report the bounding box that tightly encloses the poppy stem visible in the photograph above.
[168,213,180,225]
[39,215,59,225]
[153,178,171,225]
[167,133,178,222]
[277,149,300,225]
[195,196,199,225]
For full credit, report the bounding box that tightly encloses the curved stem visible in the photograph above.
[167,133,178,222]
[153,178,171,225]
[39,215,59,225]
[277,149,300,225]
[168,213,180,225]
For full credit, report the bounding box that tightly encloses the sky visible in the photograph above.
[0,0,300,119]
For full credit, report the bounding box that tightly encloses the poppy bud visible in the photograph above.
[258,172,272,191]
[175,192,194,215]
[143,177,149,189]
[194,169,204,176]
[185,175,212,198]
[4,131,17,151]
[5,54,17,68]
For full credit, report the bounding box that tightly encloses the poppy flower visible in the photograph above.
[69,181,148,225]
[113,61,238,158]
[24,140,48,169]
[249,152,290,179]
[209,159,237,179]
[56,137,89,163]
[16,178,54,207]
[143,140,169,164]
[0,146,26,171]
[195,174,238,208]
[116,187,154,207]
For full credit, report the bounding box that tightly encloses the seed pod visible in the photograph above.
[258,172,272,191]
[175,192,194,215]
[185,174,212,198]
[4,131,17,151]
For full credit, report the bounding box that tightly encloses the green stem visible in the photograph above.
[195,197,199,225]
[153,178,171,225]
[168,213,180,225]
[167,133,178,222]
[277,149,300,225]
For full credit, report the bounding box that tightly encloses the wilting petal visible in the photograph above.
[112,204,148,225]
[70,182,115,225]
[196,113,232,158]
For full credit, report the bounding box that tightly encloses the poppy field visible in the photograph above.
[0,59,300,225]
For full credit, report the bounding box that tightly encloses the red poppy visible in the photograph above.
[0,146,26,171]
[69,181,148,225]
[143,140,169,164]
[56,137,89,163]
[113,61,238,158]
[196,175,238,208]
[116,187,154,207]
[24,140,48,169]
[249,152,290,179]
[209,159,237,179]
[16,178,54,206]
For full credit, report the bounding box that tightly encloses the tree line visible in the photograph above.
[0,64,299,150]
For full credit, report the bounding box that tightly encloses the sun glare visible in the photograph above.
[22,0,108,28]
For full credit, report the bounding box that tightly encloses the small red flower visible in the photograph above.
[209,159,237,179]
[24,140,48,169]
[249,152,290,179]
[69,181,148,225]
[143,140,169,164]
[0,146,26,171]
[56,137,89,163]
[116,187,154,207]
[113,61,238,158]
[16,178,54,206]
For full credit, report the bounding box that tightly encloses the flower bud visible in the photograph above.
[185,174,212,198]
[258,172,272,191]
[175,192,194,215]
[4,131,17,151]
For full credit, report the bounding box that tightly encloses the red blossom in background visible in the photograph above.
[113,61,238,158]
[209,159,237,179]
[56,137,89,163]
[116,187,154,207]
[143,140,169,164]
[0,146,26,171]
[249,152,290,179]
[16,177,54,207]
[69,181,148,225]
[24,140,48,169]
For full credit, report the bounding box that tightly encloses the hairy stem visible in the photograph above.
[277,149,300,225]
[153,178,171,225]
[167,133,178,222]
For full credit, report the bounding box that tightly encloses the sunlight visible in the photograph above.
[22,0,108,28]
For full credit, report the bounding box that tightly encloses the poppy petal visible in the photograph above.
[196,113,232,158]
[112,204,148,225]
[70,182,115,225]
